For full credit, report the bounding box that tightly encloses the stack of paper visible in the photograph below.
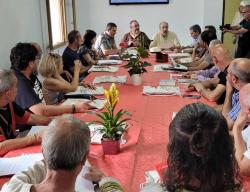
[66,86,104,96]
[62,99,107,110]
[0,153,44,176]
[161,64,188,71]
[168,53,190,58]
[143,86,180,95]
[153,64,172,72]
[93,75,127,84]
[179,57,193,64]
[89,66,119,73]
[159,79,176,86]
[97,60,122,65]
[178,79,198,84]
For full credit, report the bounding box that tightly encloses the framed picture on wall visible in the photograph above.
[110,0,169,5]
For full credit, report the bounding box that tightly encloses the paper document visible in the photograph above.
[93,75,127,84]
[62,99,106,110]
[153,64,172,72]
[159,79,176,86]
[168,53,190,58]
[66,86,104,96]
[0,153,44,176]
[89,66,119,73]
[178,79,198,84]
[178,57,192,64]
[97,60,122,65]
[143,86,180,95]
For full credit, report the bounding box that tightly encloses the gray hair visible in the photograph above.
[42,115,90,170]
[209,39,222,49]
[231,58,250,83]
[0,70,17,95]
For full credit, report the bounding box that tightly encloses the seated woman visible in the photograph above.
[0,70,50,156]
[78,30,99,68]
[38,53,82,105]
[141,103,242,192]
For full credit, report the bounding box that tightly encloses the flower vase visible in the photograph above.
[101,138,120,155]
[131,74,142,86]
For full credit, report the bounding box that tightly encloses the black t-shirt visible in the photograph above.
[0,102,29,139]
[14,69,44,110]
[62,46,80,75]
[238,19,250,48]
[216,66,228,104]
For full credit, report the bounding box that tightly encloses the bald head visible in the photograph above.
[230,58,250,82]
[42,115,90,170]
[210,44,232,70]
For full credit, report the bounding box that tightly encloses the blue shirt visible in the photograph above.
[228,91,240,121]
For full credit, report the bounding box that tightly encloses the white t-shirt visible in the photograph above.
[242,125,250,159]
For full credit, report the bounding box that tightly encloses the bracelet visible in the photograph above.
[72,104,76,113]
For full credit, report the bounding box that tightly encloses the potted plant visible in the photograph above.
[123,47,151,86]
[93,83,131,155]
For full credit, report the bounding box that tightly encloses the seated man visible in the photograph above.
[232,83,250,176]
[62,30,90,79]
[10,43,91,117]
[0,70,50,156]
[95,22,120,58]
[189,24,201,48]
[222,58,250,130]
[120,20,151,49]
[191,44,232,105]
[2,115,123,192]
[149,21,180,50]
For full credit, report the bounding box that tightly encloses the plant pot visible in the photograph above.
[131,74,142,86]
[101,138,120,155]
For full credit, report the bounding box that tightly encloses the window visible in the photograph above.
[46,0,76,49]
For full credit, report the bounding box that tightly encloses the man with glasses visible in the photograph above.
[120,20,151,49]
[223,2,250,58]
[222,58,250,130]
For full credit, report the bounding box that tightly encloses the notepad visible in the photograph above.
[89,66,119,72]
[168,53,190,58]
[66,86,104,96]
[93,75,127,84]
[0,153,44,176]
[153,64,172,72]
[97,60,122,65]
[143,86,180,95]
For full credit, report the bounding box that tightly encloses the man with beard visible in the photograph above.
[150,21,181,50]
[120,20,151,49]
[10,43,91,119]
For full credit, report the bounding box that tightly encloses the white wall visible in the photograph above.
[76,0,223,46]
[0,0,223,69]
[0,0,43,69]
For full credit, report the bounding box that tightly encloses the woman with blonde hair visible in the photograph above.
[39,53,81,104]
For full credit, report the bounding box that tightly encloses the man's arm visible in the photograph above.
[188,61,209,71]
[0,135,41,156]
[224,27,248,35]
[194,83,226,102]
[29,102,90,116]
[222,81,234,117]
[27,114,51,126]
[233,111,250,176]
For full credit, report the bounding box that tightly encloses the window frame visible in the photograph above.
[46,0,77,50]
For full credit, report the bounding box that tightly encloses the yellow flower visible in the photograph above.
[104,83,119,108]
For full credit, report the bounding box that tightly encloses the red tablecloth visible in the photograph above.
[1,54,250,191]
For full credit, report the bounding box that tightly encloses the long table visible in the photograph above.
[1,54,250,192]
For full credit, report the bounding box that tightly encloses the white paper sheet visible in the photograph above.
[89,66,119,73]
[93,75,127,84]
[159,79,176,86]
[168,53,190,58]
[66,86,104,96]
[0,153,44,176]
[153,64,172,72]
[75,165,94,192]
[97,60,122,65]
[172,112,177,120]
[143,86,180,96]
[177,79,198,84]
[62,99,106,110]
[178,57,193,64]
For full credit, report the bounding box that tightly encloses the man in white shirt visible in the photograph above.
[232,83,250,176]
[149,22,180,50]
